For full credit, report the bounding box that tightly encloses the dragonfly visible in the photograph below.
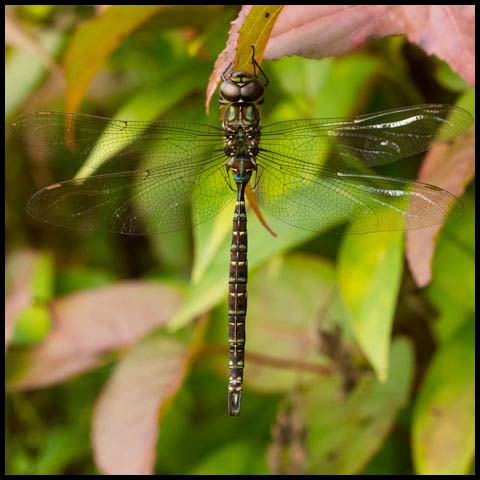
[12,52,472,416]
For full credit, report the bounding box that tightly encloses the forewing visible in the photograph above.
[260,104,472,168]
[12,111,225,175]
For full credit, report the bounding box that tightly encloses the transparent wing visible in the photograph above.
[260,104,472,168]
[254,150,460,234]
[12,111,225,174]
[26,152,233,234]
[14,111,232,234]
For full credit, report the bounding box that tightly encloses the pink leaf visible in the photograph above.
[265,5,474,85]
[8,281,183,390]
[92,337,190,475]
[406,128,475,287]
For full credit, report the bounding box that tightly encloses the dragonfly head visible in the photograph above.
[220,71,265,104]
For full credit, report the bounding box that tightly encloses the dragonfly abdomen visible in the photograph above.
[228,182,248,416]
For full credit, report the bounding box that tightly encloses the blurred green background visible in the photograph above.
[5,5,474,475]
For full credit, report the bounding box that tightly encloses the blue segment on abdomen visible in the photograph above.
[233,157,253,182]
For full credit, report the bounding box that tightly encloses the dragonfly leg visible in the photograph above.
[250,45,269,86]
[251,167,262,191]
[224,163,236,192]
[221,62,233,81]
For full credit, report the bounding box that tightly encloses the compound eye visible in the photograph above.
[220,81,241,102]
[240,80,264,102]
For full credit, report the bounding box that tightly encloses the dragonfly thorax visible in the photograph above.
[222,103,260,161]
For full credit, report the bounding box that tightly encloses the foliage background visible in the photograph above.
[5,5,474,475]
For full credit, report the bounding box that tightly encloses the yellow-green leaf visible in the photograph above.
[64,5,164,112]
[338,231,403,381]
[234,5,284,71]
[11,305,52,345]
[412,321,474,474]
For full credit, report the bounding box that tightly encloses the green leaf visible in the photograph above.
[434,59,469,93]
[56,267,117,295]
[75,63,209,179]
[11,305,52,345]
[269,54,383,119]
[31,251,55,303]
[412,321,474,475]
[19,5,57,20]
[338,231,403,381]
[6,250,54,347]
[190,441,267,475]
[35,425,91,474]
[303,338,413,474]
[455,87,475,116]
[427,193,474,342]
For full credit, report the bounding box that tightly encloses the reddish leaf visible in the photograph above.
[207,6,473,116]
[92,337,190,475]
[8,281,183,390]
[406,128,475,287]
[264,5,474,85]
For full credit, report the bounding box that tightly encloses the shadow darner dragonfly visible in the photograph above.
[12,54,472,416]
